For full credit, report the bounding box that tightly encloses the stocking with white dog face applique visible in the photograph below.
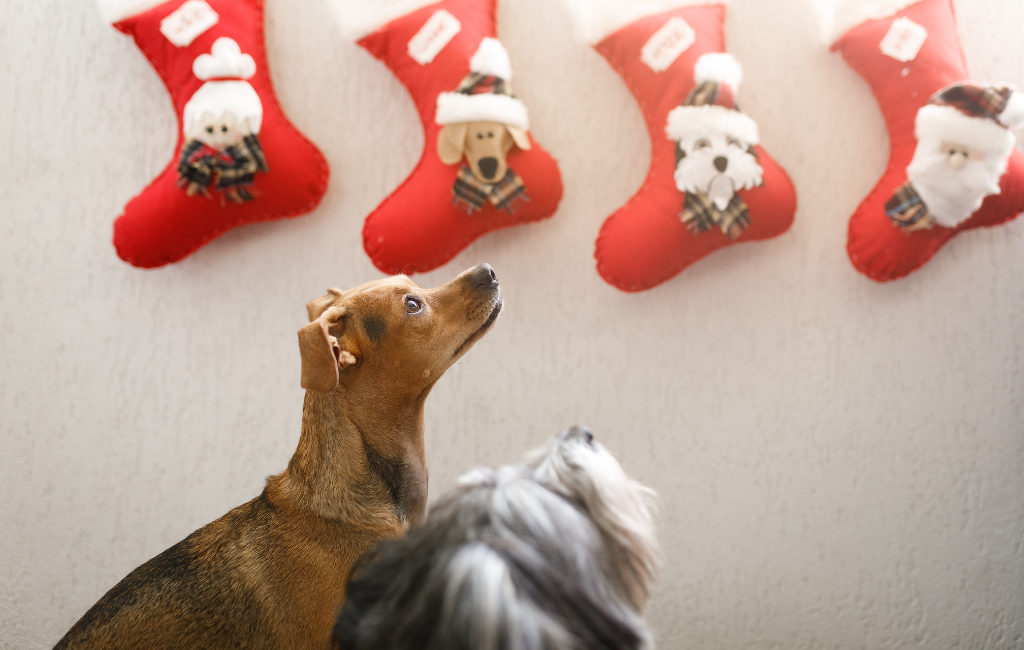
[824,0,1024,281]
[98,0,329,268]
[332,0,563,275]
[568,1,796,292]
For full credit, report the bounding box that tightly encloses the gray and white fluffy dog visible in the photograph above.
[332,426,658,650]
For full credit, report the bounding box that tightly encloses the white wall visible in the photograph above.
[2,0,1023,647]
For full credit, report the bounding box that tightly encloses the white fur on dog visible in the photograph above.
[673,132,763,208]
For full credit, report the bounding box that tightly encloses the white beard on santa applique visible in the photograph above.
[177,37,269,204]
[665,53,764,240]
[887,83,1024,232]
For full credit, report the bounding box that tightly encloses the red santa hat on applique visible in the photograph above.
[915,83,1024,154]
[183,37,264,137]
[665,52,759,146]
[435,37,529,130]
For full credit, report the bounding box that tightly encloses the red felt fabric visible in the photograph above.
[592,5,796,292]
[358,0,562,275]
[112,0,328,268]
[835,0,1024,281]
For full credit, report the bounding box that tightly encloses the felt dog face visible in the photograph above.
[673,133,763,210]
[298,265,502,394]
[437,121,531,183]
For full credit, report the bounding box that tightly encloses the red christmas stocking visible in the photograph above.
[353,0,563,275]
[828,0,1024,281]
[100,0,329,268]
[579,3,796,292]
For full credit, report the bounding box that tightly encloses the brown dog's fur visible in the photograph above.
[437,120,531,183]
[54,265,502,650]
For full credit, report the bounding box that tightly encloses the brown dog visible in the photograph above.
[54,265,502,650]
[437,120,531,183]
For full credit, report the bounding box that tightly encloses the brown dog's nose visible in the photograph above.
[467,264,498,292]
[478,157,499,180]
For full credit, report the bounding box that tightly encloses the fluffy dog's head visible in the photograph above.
[672,132,763,210]
[333,427,658,650]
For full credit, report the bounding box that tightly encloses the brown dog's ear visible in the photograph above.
[306,288,343,322]
[506,125,532,151]
[298,306,357,392]
[437,123,469,165]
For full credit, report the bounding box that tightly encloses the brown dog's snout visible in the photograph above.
[466,263,498,292]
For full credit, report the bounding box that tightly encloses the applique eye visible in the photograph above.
[221,125,229,133]
[206,126,214,134]
[405,297,423,314]
[487,131,494,138]
[726,136,742,148]
[694,139,711,150]
[476,133,484,139]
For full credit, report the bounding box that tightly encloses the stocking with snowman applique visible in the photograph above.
[98,0,329,268]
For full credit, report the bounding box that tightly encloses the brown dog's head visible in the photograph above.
[297,265,502,396]
[437,121,531,183]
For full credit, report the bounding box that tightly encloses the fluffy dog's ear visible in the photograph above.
[306,288,343,322]
[675,141,686,166]
[506,125,531,151]
[298,305,358,392]
[437,123,468,165]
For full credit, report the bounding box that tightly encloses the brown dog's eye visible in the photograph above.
[405,297,423,314]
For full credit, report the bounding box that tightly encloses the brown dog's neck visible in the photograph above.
[269,389,428,528]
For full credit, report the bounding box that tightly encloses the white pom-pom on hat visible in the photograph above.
[998,91,1024,130]
[470,37,513,80]
[693,52,743,92]
[193,37,256,80]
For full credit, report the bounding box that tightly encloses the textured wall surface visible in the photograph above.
[2,0,1023,648]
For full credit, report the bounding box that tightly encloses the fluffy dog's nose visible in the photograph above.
[468,264,498,291]
[714,156,729,172]
[566,425,594,444]
[478,157,499,180]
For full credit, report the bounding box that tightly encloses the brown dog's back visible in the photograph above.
[55,491,377,650]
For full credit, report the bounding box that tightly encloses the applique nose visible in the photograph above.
[713,156,729,172]
[478,157,499,180]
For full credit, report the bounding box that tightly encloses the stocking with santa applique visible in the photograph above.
[824,0,1024,281]
[568,0,796,292]
[98,0,329,268]
[330,0,563,275]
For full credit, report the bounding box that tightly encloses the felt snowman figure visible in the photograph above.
[177,37,269,204]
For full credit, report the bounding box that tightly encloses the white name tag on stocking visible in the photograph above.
[408,10,462,65]
[879,16,927,62]
[641,17,695,73]
[160,0,219,48]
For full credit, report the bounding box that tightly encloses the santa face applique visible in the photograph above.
[177,38,269,204]
[887,83,1024,232]
[435,38,532,215]
[666,53,764,240]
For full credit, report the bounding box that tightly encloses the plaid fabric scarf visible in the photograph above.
[176,139,220,190]
[931,84,1011,123]
[679,190,751,239]
[885,182,933,231]
[215,133,270,192]
[456,72,509,97]
[452,164,529,214]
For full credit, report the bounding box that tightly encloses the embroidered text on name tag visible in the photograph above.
[160,0,219,48]
[408,10,462,65]
[640,17,695,73]
[879,17,927,62]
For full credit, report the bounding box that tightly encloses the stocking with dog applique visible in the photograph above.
[825,0,1024,281]
[569,1,796,292]
[340,0,563,275]
[98,0,329,268]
